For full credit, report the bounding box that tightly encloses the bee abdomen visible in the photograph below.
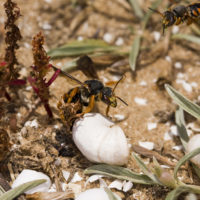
[187,3,200,18]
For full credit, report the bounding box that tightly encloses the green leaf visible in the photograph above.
[0,179,46,200]
[84,164,155,185]
[129,35,141,71]
[129,0,144,18]
[171,34,200,45]
[142,0,162,30]
[104,188,119,200]
[133,153,161,184]
[174,147,200,181]
[175,107,189,150]
[165,185,190,200]
[48,39,117,59]
[165,84,200,119]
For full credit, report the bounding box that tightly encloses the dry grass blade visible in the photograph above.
[26,191,74,200]
[175,108,189,150]
[171,34,200,45]
[132,145,177,167]
[85,164,155,185]
[0,179,46,200]
[128,0,144,18]
[165,186,191,200]
[129,35,141,71]
[47,39,117,59]
[165,84,200,119]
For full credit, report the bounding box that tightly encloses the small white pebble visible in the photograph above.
[138,141,154,150]
[103,33,113,43]
[56,62,62,67]
[71,172,83,183]
[114,114,125,121]
[62,170,70,182]
[122,181,133,192]
[191,82,198,88]
[160,165,170,169]
[165,56,172,63]
[24,42,31,49]
[42,23,52,30]
[169,125,178,136]
[174,62,182,69]
[134,97,147,105]
[164,132,173,141]
[176,79,192,93]
[24,119,38,128]
[44,0,52,3]
[172,25,179,34]
[139,81,147,86]
[77,36,84,41]
[115,37,124,46]
[61,182,68,191]
[177,72,185,79]
[172,145,183,151]
[109,180,123,190]
[87,175,104,183]
[153,31,161,42]
[26,86,32,91]
[147,122,157,130]
[48,183,56,192]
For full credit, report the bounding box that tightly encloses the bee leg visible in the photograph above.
[67,87,79,103]
[186,17,193,25]
[106,105,111,117]
[76,95,95,117]
[175,17,182,25]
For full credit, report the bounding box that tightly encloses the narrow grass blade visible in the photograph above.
[175,107,189,150]
[192,163,200,180]
[165,185,190,200]
[129,0,144,18]
[174,148,200,181]
[142,0,162,30]
[133,153,161,184]
[171,34,200,45]
[165,84,200,119]
[129,35,141,71]
[104,188,119,200]
[85,164,155,185]
[0,179,46,200]
[48,40,117,58]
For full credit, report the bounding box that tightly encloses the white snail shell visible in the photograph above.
[75,188,121,200]
[187,134,200,167]
[72,113,129,165]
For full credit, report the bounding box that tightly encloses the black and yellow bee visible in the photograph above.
[150,2,200,33]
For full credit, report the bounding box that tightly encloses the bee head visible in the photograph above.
[101,87,117,107]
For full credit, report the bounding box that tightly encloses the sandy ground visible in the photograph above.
[1,0,200,199]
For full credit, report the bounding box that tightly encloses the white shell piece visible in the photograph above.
[75,188,121,200]
[108,180,123,190]
[138,141,154,150]
[11,169,51,194]
[187,134,200,167]
[62,170,70,182]
[122,181,133,192]
[71,172,83,183]
[72,113,129,165]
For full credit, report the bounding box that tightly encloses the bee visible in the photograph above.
[150,3,200,33]
[52,66,128,120]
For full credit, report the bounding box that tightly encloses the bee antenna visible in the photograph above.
[115,96,128,106]
[149,7,163,17]
[112,74,125,94]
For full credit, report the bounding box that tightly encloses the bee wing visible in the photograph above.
[52,65,84,86]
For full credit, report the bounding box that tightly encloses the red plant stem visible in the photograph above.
[46,68,61,87]
[44,102,53,118]
[4,90,11,101]
[8,79,26,86]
